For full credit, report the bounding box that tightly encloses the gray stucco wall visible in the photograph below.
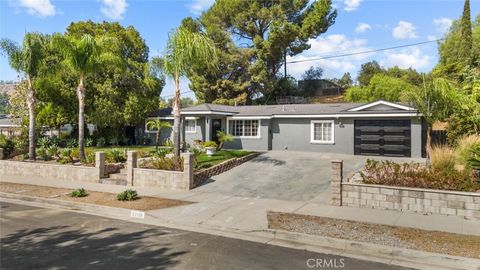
[411,117,422,158]
[224,119,270,151]
[271,118,355,154]
[184,117,205,147]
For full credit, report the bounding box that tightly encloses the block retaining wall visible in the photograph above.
[331,160,480,220]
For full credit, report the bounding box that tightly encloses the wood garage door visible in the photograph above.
[354,119,411,157]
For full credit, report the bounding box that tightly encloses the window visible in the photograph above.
[185,119,196,133]
[228,119,260,138]
[311,120,334,144]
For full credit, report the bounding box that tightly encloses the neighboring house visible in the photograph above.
[298,79,344,96]
[142,100,425,158]
[0,114,22,137]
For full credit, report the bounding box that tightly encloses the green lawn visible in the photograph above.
[195,150,252,169]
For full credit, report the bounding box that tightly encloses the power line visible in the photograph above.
[287,39,443,64]
[161,90,194,98]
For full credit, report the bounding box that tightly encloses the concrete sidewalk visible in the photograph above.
[2,174,479,236]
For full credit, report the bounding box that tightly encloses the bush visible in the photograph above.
[117,189,138,201]
[85,137,94,147]
[66,138,77,148]
[203,141,218,148]
[456,135,480,167]
[70,188,88,197]
[85,150,95,165]
[361,159,479,192]
[106,148,126,163]
[38,137,51,148]
[468,145,480,171]
[36,147,51,161]
[163,138,173,147]
[429,145,456,173]
[46,145,59,158]
[0,134,15,158]
[96,137,106,147]
[141,156,183,171]
[59,148,73,164]
[108,137,119,146]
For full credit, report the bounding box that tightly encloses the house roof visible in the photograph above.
[153,100,420,118]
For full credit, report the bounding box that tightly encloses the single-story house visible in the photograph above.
[142,100,425,158]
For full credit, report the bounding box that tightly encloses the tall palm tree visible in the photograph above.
[0,33,48,160]
[53,34,117,161]
[146,119,172,150]
[159,27,217,158]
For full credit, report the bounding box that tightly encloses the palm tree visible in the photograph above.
[53,34,117,161]
[146,119,172,149]
[0,33,48,160]
[158,27,217,158]
[401,78,457,157]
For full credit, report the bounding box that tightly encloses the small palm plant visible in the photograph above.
[216,131,233,150]
[146,119,172,150]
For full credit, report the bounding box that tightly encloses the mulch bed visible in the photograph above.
[267,211,480,259]
[0,182,191,211]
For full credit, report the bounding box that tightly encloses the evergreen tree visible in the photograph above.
[459,0,472,64]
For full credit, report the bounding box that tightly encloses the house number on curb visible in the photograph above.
[130,210,145,219]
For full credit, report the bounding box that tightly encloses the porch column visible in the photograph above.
[205,116,211,141]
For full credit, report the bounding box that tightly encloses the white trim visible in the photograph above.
[348,100,416,112]
[185,116,198,120]
[228,116,272,120]
[310,120,335,144]
[184,118,197,134]
[226,118,261,139]
[181,111,235,116]
[272,113,421,118]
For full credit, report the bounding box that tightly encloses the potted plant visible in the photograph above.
[203,141,218,156]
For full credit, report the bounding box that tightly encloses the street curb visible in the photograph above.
[1,192,479,270]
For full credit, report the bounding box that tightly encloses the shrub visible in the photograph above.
[0,134,15,158]
[361,159,479,192]
[106,148,126,163]
[36,147,51,161]
[85,150,95,165]
[66,138,77,148]
[139,136,151,145]
[429,145,456,173]
[468,145,480,171]
[217,131,233,150]
[96,137,106,147]
[141,156,184,171]
[117,189,138,201]
[46,145,59,158]
[120,136,130,146]
[108,137,119,146]
[70,188,88,197]
[85,137,94,147]
[59,148,73,164]
[163,138,173,147]
[38,137,51,148]
[456,134,480,167]
[204,141,218,148]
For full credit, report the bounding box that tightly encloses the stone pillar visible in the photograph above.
[126,151,137,186]
[182,152,194,190]
[0,148,4,160]
[95,152,105,179]
[331,160,343,206]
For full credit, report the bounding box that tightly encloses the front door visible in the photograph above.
[211,119,222,143]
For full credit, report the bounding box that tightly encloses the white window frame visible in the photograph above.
[226,118,261,139]
[184,118,197,134]
[310,120,335,144]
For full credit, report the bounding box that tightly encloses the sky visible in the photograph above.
[1,0,479,99]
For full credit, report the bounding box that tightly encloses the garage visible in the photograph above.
[354,119,411,157]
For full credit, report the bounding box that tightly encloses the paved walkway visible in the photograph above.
[2,174,479,236]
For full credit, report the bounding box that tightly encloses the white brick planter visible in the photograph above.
[331,161,480,220]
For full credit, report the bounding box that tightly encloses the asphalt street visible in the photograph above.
[0,201,412,270]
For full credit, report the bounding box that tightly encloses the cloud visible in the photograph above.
[100,0,127,20]
[392,21,418,40]
[188,0,214,15]
[344,0,362,11]
[381,47,431,69]
[427,35,437,41]
[16,0,56,17]
[433,18,453,34]
[355,23,371,33]
[287,34,373,78]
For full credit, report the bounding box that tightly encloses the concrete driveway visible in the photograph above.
[194,151,424,203]
[194,151,363,203]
